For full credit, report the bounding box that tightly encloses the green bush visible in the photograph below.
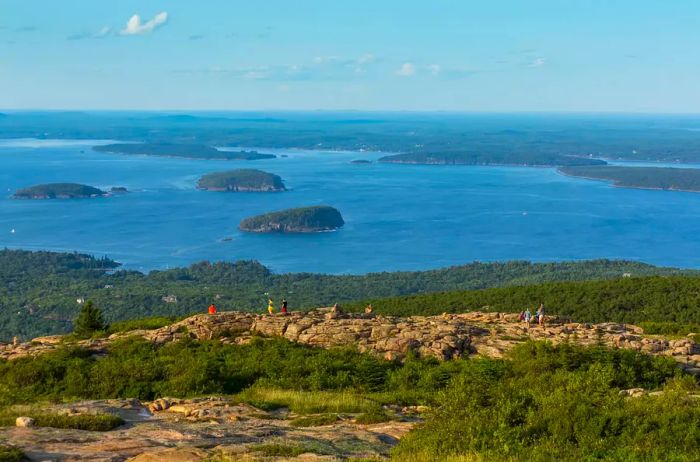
[0,446,25,462]
[393,342,700,461]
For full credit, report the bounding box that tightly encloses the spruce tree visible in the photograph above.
[74,300,105,338]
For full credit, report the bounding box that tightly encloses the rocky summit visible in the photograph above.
[2,309,699,375]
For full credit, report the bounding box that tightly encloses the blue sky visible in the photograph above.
[1,0,699,112]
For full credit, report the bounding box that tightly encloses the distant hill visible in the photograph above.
[12,183,106,199]
[379,151,607,167]
[239,206,345,233]
[0,249,691,341]
[559,165,700,192]
[197,169,286,192]
[94,143,276,160]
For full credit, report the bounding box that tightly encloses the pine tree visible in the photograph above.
[74,300,105,338]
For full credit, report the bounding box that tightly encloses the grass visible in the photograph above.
[106,316,179,334]
[0,407,124,431]
[355,408,394,424]
[237,386,381,414]
[288,413,340,427]
[0,446,25,462]
[249,442,315,457]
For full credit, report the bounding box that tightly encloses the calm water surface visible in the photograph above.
[1,139,699,273]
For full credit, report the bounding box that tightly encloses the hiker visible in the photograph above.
[281,298,288,315]
[268,297,275,315]
[364,304,374,315]
[208,304,217,314]
[537,304,546,327]
[518,311,525,322]
[524,308,532,327]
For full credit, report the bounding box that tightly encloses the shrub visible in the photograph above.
[0,446,25,462]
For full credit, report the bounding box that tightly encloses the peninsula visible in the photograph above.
[197,169,286,192]
[558,165,700,192]
[239,205,344,233]
[94,143,276,160]
[12,183,107,200]
[379,151,607,167]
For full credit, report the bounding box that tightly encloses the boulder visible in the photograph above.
[15,416,35,427]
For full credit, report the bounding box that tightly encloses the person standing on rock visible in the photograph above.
[537,304,546,327]
[208,304,217,314]
[281,298,288,315]
[524,308,532,327]
[268,297,275,315]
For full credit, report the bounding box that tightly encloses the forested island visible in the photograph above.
[94,143,276,160]
[350,159,372,164]
[559,165,700,192]
[239,205,344,233]
[12,183,107,199]
[196,169,286,192]
[379,151,607,167]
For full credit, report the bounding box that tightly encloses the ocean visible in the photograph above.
[1,137,700,273]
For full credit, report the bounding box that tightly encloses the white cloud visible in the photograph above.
[67,26,112,41]
[528,57,545,68]
[427,64,441,76]
[396,62,416,77]
[120,12,168,36]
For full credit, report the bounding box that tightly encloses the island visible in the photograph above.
[93,143,276,160]
[12,183,107,200]
[378,151,607,167]
[110,187,128,194]
[558,166,700,192]
[196,169,286,192]
[350,159,372,165]
[239,205,345,233]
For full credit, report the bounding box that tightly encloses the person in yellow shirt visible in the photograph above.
[267,297,275,315]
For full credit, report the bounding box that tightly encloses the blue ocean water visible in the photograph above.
[1,138,700,273]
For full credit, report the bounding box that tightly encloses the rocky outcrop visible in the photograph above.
[1,310,699,375]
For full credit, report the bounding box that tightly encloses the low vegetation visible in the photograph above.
[0,407,123,431]
[393,342,699,461]
[0,446,25,462]
[288,413,340,427]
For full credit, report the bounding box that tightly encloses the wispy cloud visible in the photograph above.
[396,62,416,77]
[528,57,546,68]
[176,54,382,82]
[67,26,112,41]
[120,12,168,36]
[189,34,204,41]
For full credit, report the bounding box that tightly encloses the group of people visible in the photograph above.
[519,304,546,327]
[206,297,289,315]
[268,297,288,315]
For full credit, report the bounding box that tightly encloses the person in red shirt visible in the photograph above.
[208,304,217,314]
[281,299,288,315]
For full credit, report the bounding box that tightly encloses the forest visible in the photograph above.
[559,165,700,192]
[0,249,692,341]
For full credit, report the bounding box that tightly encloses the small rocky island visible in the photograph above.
[197,169,286,192]
[239,205,344,233]
[12,183,107,200]
[350,159,372,165]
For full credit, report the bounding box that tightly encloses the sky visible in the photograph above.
[1,0,699,112]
